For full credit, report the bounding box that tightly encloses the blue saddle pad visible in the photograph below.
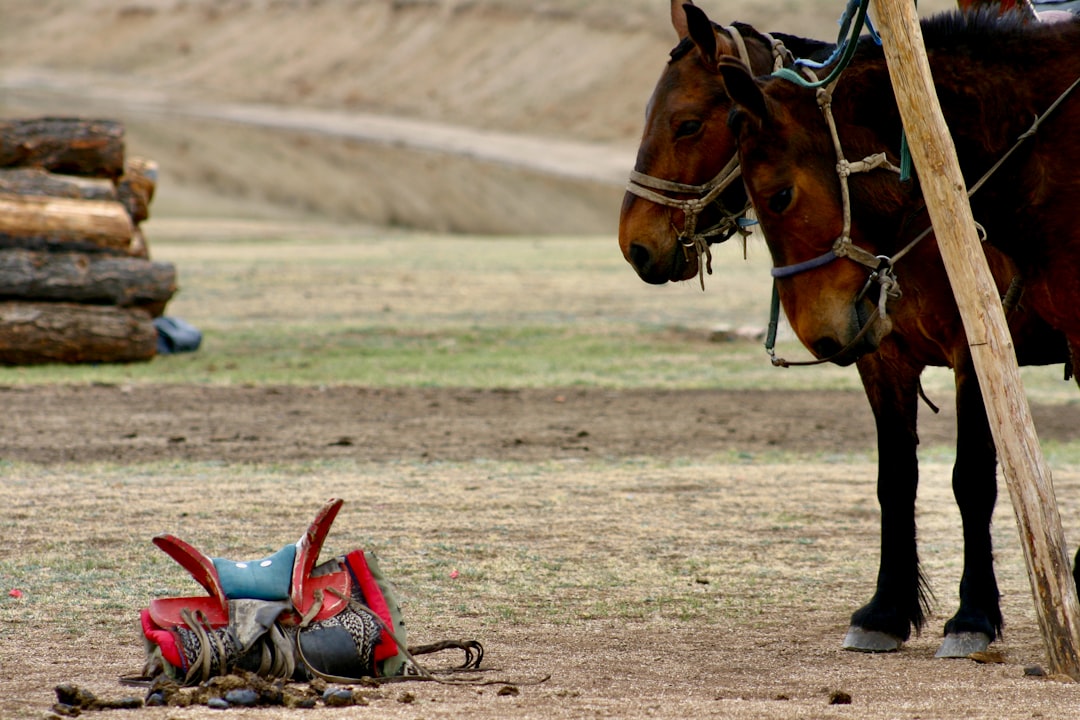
[212,544,296,601]
[1034,0,1080,11]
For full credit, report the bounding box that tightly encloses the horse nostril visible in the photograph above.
[812,338,842,360]
[628,242,652,272]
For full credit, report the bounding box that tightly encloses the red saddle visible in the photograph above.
[142,498,402,678]
[148,498,350,629]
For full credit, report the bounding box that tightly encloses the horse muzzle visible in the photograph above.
[811,298,892,366]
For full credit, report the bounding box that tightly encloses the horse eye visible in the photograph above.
[768,187,794,214]
[675,120,702,139]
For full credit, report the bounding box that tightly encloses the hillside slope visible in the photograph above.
[0,0,954,232]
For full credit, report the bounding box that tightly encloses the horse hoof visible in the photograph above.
[842,627,903,652]
[935,632,992,658]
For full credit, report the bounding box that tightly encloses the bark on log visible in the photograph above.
[129,226,149,260]
[0,168,117,202]
[0,118,125,179]
[0,301,156,365]
[0,192,133,254]
[116,157,158,225]
[0,249,176,314]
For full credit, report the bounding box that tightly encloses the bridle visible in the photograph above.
[624,25,794,290]
[765,73,904,367]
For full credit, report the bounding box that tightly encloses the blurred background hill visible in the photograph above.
[0,0,952,234]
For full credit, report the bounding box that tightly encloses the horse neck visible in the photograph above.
[824,60,915,248]
[828,13,1080,260]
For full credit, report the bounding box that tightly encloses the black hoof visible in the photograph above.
[935,631,991,658]
[843,626,903,652]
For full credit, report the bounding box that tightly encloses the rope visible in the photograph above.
[773,0,877,89]
[180,608,227,686]
[301,588,550,689]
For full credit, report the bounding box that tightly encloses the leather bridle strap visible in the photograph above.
[624,24,788,289]
[764,71,902,367]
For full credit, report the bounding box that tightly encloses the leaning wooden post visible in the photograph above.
[868,0,1080,676]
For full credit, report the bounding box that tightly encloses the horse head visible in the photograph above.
[719,59,898,365]
[618,1,796,285]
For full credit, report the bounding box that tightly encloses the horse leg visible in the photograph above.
[1069,341,1080,591]
[936,355,1000,657]
[843,352,931,652]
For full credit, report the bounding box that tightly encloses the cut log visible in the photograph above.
[0,118,125,179]
[0,249,176,314]
[0,192,133,254]
[0,301,156,365]
[116,157,158,225]
[0,168,117,202]
[129,226,149,260]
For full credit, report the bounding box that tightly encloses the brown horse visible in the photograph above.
[619,1,833,286]
[717,7,1078,650]
[619,2,1069,656]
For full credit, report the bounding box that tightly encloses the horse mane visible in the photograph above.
[837,8,1080,248]
[752,27,834,63]
[853,7,1077,61]
[668,22,835,64]
[918,6,1034,45]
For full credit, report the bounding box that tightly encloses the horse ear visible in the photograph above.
[671,0,694,40]
[683,3,718,69]
[718,57,768,124]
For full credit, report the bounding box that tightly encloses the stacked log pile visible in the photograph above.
[0,118,177,364]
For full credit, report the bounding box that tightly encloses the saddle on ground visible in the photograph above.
[139,498,409,684]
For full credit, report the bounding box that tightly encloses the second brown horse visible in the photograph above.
[619,2,1069,656]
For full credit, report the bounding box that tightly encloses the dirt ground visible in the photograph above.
[5,386,1080,719]
[6,383,1080,466]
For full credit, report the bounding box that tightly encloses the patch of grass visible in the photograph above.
[1,229,1074,404]
[0,231,858,390]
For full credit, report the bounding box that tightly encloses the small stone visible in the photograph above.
[323,688,354,707]
[1024,665,1047,677]
[496,685,520,697]
[206,696,230,710]
[224,688,259,707]
[397,690,417,704]
[829,690,852,705]
[145,692,165,707]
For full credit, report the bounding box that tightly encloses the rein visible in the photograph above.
[624,25,794,290]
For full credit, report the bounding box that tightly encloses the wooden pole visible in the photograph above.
[869,0,1080,676]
